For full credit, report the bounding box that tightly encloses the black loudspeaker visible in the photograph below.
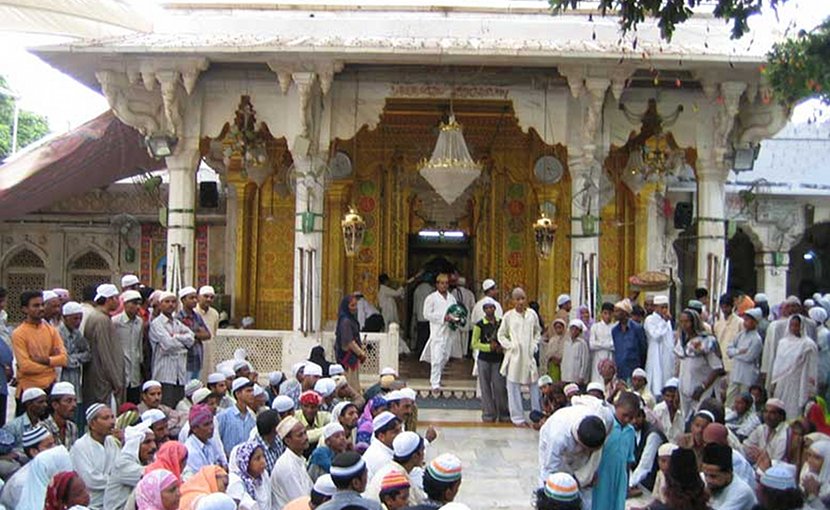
[199,182,219,208]
[674,202,693,230]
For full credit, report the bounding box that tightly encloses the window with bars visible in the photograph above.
[67,251,111,301]
[2,249,47,325]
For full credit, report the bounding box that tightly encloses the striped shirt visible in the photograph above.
[216,405,256,456]
[149,314,195,386]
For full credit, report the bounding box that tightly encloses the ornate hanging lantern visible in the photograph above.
[341,206,366,257]
[533,212,558,259]
[221,96,273,187]
[418,115,482,204]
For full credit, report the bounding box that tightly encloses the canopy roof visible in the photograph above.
[0,0,151,39]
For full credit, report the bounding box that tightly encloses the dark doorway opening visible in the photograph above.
[726,228,757,297]
[789,222,830,299]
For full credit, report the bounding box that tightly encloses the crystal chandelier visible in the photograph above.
[341,206,366,257]
[418,115,482,204]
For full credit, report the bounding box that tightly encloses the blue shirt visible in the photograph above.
[216,405,256,456]
[611,320,647,380]
[0,317,13,396]
[184,433,226,475]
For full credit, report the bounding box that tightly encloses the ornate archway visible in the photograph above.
[2,247,47,323]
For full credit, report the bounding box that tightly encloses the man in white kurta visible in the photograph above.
[378,276,405,330]
[71,404,120,510]
[770,315,818,420]
[644,296,675,396]
[270,417,313,508]
[362,412,400,481]
[725,309,763,406]
[420,274,459,390]
[714,295,744,375]
[742,399,789,465]
[497,287,542,426]
[561,320,590,385]
[588,303,616,384]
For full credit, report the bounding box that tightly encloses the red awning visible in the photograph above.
[0,110,164,220]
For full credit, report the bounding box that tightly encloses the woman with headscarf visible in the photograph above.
[308,345,332,378]
[44,471,91,510]
[771,315,819,420]
[18,445,73,510]
[179,465,229,510]
[541,318,567,381]
[577,305,594,331]
[104,421,156,509]
[226,441,269,510]
[145,440,188,482]
[674,309,725,420]
[355,395,387,451]
[136,468,181,510]
[335,294,367,391]
[800,440,830,508]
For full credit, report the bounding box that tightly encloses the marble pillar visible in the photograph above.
[164,142,200,290]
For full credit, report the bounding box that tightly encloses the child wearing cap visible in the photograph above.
[536,472,581,510]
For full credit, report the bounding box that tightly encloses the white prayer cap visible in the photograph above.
[313,475,337,497]
[192,388,212,405]
[380,367,398,377]
[220,366,235,378]
[537,375,553,388]
[52,288,70,299]
[658,443,679,457]
[805,299,816,308]
[303,362,323,377]
[195,493,237,510]
[207,372,225,384]
[329,364,345,376]
[292,361,306,377]
[121,274,140,288]
[61,301,83,316]
[760,462,798,490]
[178,286,198,299]
[121,290,142,303]
[314,378,336,398]
[439,504,471,510]
[784,295,802,306]
[653,295,669,305]
[632,368,648,380]
[564,383,580,397]
[185,379,204,397]
[272,395,295,413]
[332,375,348,389]
[42,290,59,302]
[809,307,828,324]
[141,409,166,425]
[393,431,423,458]
[586,382,604,395]
[557,294,571,306]
[51,382,76,398]
[199,285,216,296]
[142,380,162,392]
[95,283,119,301]
[21,387,46,403]
[322,422,345,440]
[614,298,633,314]
[400,387,417,401]
[754,293,768,303]
[482,279,497,292]
[568,319,587,332]
[373,411,398,432]
[663,377,680,390]
[384,390,404,402]
[157,291,177,301]
[233,360,249,372]
[744,308,763,322]
[253,384,265,397]
[22,426,50,448]
[331,401,350,421]
[481,297,499,309]
[268,371,284,386]
[85,403,107,423]
[276,416,301,440]
[766,398,787,412]
[231,377,253,393]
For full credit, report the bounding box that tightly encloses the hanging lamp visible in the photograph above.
[418,111,482,204]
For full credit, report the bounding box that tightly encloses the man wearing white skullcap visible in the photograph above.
[149,290,196,408]
[420,273,462,391]
[177,286,211,382]
[137,380,185,441]
[363,431,428,504]
[377,273,407,337]
[307,422,348,482]
[71,402,119,508]
[498,287,543,426]
[724,308,764,407]
[469,278,503,329]
[471,296,509,423]
[5,387,48,449]
[611,299,647,382]
[556,294,572,321]
[42,382,79,450]
[194,286,220,381]
[56,300,91,411]
[363,412,402,481]
[271,416,313,507]
[82,283,124,407]
[42,290,62,327]
[643,295,675,396]
[112,290,144,404]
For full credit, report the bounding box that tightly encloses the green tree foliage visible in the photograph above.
[0,76,50,160]
[765,20,830,104]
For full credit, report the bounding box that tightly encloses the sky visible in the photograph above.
[1,0,829,135]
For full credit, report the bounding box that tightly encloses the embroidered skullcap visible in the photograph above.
[85,403,107,423]
[427,453,462,483]
[766,398,787,413]
[272,395,295,413]
[142,380,162,392]
[303,362,323,377]
[121,274,140,288]
[52,288,70,298]
[393,431,423,458]
[22,425,50,448]
[231,377,253,394]
[754,293,768,303]
[544,472,579,502]
[0,429,14,455]
[658,443,679,457]
[537,375,553,388]
[253,384,265,398]
[575,416,607,448]
[743,307,763,322]
[702,423,729,446]
[809,307,828,324]
[194,493,237,510]
[198,285,215,296]
[314,378,336,398]
[400,387,417,401]
[482,279,496,292]
[188,403,213,428]
[141,408,166,425]
[384,390,404,402]
[568,319,587,332]
[51,382,76,398]
[330,451,366,480]
[191,388,212,405]
[380,366,399,377]
[564,383,580,397]
[21,387,46,403]
[631,368,648,380]
[373,411,398,433]
[586,382,605,395]
[380,471,410,492]
[94,283,119,301]
[687,299,704,311]
[42,290,59,302]
[61,301,83,316]
[292,361,306,377]
[300,390,322,406]
[232,359,248,372]
[557,294,571,306]
[313,474,337,497]
[207,372,225,384]
[614,298,633,314]
[662,377,679,390]
[328,364,344,376]
[695,410,716,423]
[178,286,197,299]
[268,371,285,386]
[185,379,203,397]
[760,462,798,490]
[323,422,345,441]
[481,297,499,309]
[277,416,301,440]
[653,295,669,305]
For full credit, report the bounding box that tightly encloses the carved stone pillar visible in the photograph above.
[755,252,789,306]
[164,140,200,289]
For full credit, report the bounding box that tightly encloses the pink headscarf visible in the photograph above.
[136,469,178,510]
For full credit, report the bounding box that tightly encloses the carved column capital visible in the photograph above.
[267,59,343,96]
[557,64,586,98]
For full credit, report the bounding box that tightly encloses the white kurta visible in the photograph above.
[269,449,313,509]
[771,334,818,419]
[761,318,789,389]
[227,473,270,510]
[378,284,404,328]
[362,439,394,482]
[70,434,120,510]
[726,330,763,387]
[420,291,461,363]
[412,282,433,323]
[561,337,590,385]
[538,402,612,486]
[709,475,757,510]
[653,401,684,442]
[743,422,789,462]
[643,314,676,395]
[497,308,541,385]
[588,320,615,384]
